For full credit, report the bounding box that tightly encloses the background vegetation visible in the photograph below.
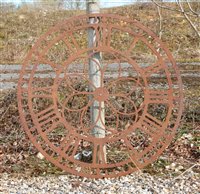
[0,1,199,177]
[0,1,199,64]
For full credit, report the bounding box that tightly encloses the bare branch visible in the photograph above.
[186,0,200,16]
[151,0,196,17]
[156,3,162,40]
[177,0,200,38]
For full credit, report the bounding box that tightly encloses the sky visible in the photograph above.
[0,0,137,8]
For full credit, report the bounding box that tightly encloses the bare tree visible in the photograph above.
[151,0,200,38]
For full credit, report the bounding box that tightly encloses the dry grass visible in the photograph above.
[0,81,199,176]
[0,3,199,64]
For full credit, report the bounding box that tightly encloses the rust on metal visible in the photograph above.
[17,14,183,178]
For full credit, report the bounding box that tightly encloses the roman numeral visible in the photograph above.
[123,138,138,155]
[69,140,80,158]
[62,37,75,51]
[148,89,169,104]
[32,86,53,93]
[32,94,52,99]
[28,126,38,137]
[43,120,61,134]
[126,37,140,54]
[60,134,80,158]
[103,26,112,46]
[36,106,58,127]
[93,143,106,164]
[34,49,59,71]
[140,113,163,136]
[95,26,112,47]
[143,60,163,76]
[32,86,53,99]
[63,32,80,51]
[39,57,59,70]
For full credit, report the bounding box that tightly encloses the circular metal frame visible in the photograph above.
[17,14,183,178]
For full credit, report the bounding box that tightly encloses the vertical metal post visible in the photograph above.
[87,0,106,162]
[87,0,105,138]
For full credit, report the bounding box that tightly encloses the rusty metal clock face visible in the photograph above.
[17,14,183,178]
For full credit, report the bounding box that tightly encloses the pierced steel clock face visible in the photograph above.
[18,14,183,178]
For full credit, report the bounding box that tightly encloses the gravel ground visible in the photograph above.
[0,171,199,194]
